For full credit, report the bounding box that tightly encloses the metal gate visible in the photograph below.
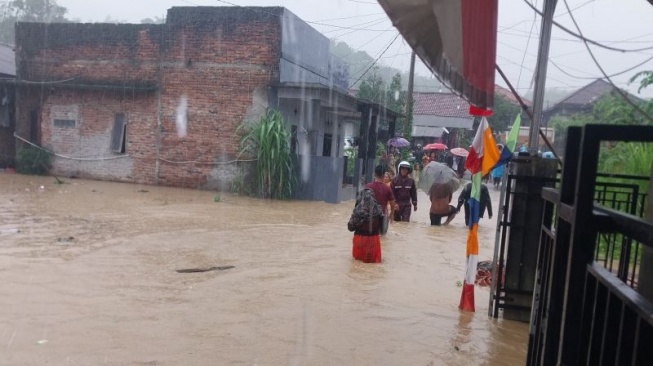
[526,125,653,365]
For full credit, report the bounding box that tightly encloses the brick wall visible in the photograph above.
[14,6,282,189]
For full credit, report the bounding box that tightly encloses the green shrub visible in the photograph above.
[238,109,296,200]
[16,147,51,175]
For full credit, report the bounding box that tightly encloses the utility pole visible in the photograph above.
[405,51,416,137]
[529,0,558,154]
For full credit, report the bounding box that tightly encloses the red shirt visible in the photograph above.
[365,181,395,214]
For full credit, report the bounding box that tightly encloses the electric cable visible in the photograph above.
[348,33,400,88]
[523,0,653,53]
[562,0,653,124]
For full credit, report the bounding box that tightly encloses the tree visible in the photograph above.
[487,94,521,134]
[355,67,385,103]
[330,39,441,92]
[630,71,653,93]
[0,0,68,45]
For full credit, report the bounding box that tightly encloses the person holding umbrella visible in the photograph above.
[418,162,460,226]
[391,161,418,222]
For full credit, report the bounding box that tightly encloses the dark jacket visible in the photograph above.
[456,182,493,225]
[391,175,417,205]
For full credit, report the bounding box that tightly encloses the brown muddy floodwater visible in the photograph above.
[0,173,528,366]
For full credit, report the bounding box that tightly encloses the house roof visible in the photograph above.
[544,79,644,113]
[0,44,15,77]
[413,92,470,117]
[553,79,613,108]
[495,84,531,107]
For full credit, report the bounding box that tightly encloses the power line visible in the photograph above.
[313,12,385,23]
[496,54,578,88]
[324,17,389,36]
[562,0,653,124]
[523,0,653,53]
[213,0,387,32]
[349,33,400,78]
[549,55,653,81]
[349,33,400,88]
[344,0,378,4]
[517,0,539,88]
[498,39,653,82]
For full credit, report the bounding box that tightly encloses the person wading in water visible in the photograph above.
[391,161,417,222]
[365,165,395,234]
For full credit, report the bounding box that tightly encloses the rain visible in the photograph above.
[0,0,652,365]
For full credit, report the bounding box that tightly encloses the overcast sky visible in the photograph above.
[57,0,653,99]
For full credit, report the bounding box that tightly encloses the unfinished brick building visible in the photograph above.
[12,6,397,202]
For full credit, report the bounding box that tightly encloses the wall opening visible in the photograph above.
[111,113,126,153]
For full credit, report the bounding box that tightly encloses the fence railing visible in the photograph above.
[526,124,653,366]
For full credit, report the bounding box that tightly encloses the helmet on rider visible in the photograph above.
[398,160,412,175]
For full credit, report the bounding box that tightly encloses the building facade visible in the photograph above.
[12,6,395,202]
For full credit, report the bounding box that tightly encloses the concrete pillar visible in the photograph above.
[503,156,558,322]
[637,167,653,302]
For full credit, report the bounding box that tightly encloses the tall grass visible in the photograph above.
[238,109,296,200]
[599,142,652,200]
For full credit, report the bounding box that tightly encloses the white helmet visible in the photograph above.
[398,160,412,174]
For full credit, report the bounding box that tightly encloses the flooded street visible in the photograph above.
[0,173,527,366]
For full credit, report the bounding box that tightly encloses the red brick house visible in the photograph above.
[10,7,396,202]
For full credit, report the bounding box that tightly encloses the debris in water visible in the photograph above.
[36,340,48,345]
[57,236,75,243]
[176,266,235,273]
[454,345,460,351]
[138,189,149,193]
[213,194,221,202]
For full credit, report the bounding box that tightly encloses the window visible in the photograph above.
[322,133,332,157]
[291,125,298,155]
[54,119,75,128]
[110,114,126,153]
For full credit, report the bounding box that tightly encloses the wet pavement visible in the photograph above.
[0,173,528,365]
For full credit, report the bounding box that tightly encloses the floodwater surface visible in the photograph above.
[0,173,528,365]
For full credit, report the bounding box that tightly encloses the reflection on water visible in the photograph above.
[0,173,527,365]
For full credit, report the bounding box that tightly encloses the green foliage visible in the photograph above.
[0,0,68,45]
[356,67,386,102]
[331,40,441,92]
[238,109,296,200]
[16,146,51,175]
[357,70,411,140]
[487,94,521,133]
[213,194,221,202]
[629,71,653,94]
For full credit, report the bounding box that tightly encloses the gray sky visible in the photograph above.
[58,0,653,99]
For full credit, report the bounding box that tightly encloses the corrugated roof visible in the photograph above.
[0,44,15,77]
[413,92,470,117]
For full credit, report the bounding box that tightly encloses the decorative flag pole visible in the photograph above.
[459,116,499,312]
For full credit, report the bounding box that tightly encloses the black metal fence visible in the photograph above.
[490,171,649,319]
[526,125,653,366]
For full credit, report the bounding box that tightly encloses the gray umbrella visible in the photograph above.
[418,161,461,194]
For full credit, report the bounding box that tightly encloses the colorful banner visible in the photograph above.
[459,117,499,312]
